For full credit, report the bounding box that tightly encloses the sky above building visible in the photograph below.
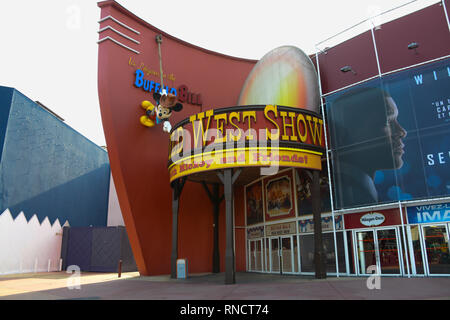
[0,0,439,147]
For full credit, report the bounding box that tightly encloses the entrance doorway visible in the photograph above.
[248,239,263,272]
[421,224,450,275]
[268,236,295,274]
[353,227,403,276]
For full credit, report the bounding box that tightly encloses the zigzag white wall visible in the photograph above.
[0,209,69,275]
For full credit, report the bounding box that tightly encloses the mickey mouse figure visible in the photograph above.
[140,89,183,133]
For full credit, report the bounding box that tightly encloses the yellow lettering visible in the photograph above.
[242,111,256,140]
[280,111,298,141]
[296,114,308,142]
[190,109,214,149]
[214,113,227,143]
[306,116,323,145]
[228,112,242,141]
[264,105,280,140]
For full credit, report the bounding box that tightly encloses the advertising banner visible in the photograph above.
[344,208,402,229]
[246,180,264,226]
[298,215,343,233]
[265,222,297,236]
[295,166,332,216]
[247,226,265,239]
[168,105,325,182]
[326,58,450,209]
[264,171,296,222]
[407,202,450,224]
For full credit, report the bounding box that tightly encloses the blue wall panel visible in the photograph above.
[0,86,13,161]
[0,86,110,227]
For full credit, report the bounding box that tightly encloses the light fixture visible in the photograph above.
[340,66,356,75]
[408,42,419,50]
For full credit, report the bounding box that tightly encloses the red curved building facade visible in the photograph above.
[98,0,450,278]
[97,0,259,276]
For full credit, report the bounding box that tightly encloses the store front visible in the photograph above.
[245,168,347,276]
[247,226,264,272]
[406,202,450,276]
[167,102,326,283]
[298,215,346,275]
[344,208,408,276]
[264,222,298,274]
[351,227,404,276]
[245,177,450,279]
[247,222,348,275]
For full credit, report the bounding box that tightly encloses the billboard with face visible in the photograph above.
[325,58,450,209]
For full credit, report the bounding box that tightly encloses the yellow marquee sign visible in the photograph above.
[168,105,325,182]
[169,147,322,182]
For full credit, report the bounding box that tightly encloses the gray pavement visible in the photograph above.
[1,271,450,300]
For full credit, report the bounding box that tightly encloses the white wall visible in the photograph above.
[0,173,125,275]
[0,209,68,275]
[107,173,124,227]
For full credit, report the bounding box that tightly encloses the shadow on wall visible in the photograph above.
[4,165,111,227]
[0,86,111,228]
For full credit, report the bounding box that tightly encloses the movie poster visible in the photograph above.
[245,180,264,225]
[295,165,332,216]
[264,171,296,221]
[325,58,450,209]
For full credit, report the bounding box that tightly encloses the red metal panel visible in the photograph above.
[447,0,450,18]
[374,2,450,74]
[317,31,379,95]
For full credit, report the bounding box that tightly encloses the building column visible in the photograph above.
[218,168,241,285]
[170,178,186,279]
[212,184,221,273]
[311,169,326,279]
[201,182,224,273]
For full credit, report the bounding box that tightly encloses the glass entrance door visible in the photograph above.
[264,238,270,272]
[422,225,450,275]
[248,239,263,272]
[280,236,294,274]
[377,229,401,274]
[248,240,255,271]
[270,237,280,273]
[255,240,262,271]
[354,228,402,276]
[356,230,377,275]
